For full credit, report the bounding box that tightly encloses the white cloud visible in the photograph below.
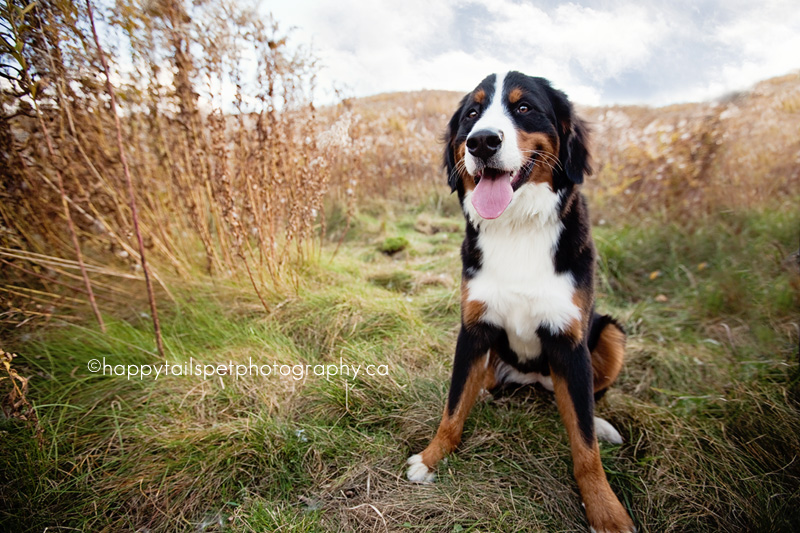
[266,0,800,106]
[270,0,460,99]
[713,4,800,89]
[484,1,670,81]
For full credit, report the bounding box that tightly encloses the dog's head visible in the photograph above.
[444,72,591,220]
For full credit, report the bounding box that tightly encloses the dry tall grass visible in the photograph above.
[582,73,800,220]
[321,73,800,220]
[1,1,333,331]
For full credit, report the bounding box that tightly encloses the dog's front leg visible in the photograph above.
[407,324,497,483]
[542,330,636,533]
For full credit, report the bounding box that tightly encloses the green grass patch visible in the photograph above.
[379,236,410,255]
[2,200,799,532]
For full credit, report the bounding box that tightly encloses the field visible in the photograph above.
[1,195,798,532]
[3,194,800,532]
[2,3,800,531]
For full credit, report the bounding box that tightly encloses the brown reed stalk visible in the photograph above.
[35,13,171,284]
[4,2,105,331]
[30,99,106,332]
[0,258,118,303]
[209,109,271,313]
[85,0,164,358]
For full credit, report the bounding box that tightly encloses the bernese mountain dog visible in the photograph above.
[407,72,635,533]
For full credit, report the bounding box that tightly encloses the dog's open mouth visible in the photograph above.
[471,158,535,220]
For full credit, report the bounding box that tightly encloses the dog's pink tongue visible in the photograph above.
[472,174,513,219]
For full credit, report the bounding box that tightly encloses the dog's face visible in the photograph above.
[444,72,591,220]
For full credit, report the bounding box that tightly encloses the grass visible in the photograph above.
[2,196,799,532]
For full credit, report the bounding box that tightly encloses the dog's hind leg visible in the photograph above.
[588,315,626,396]
[588,315,626,445]
[407,326,498,483]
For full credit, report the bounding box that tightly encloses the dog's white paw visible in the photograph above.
[406,454,436,483]
[594,417,623,444]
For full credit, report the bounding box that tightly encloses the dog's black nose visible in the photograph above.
[467,129,503,161]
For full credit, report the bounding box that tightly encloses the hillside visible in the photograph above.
[321,73,800,219]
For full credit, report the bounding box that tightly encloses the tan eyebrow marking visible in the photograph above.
[508,87,524,104]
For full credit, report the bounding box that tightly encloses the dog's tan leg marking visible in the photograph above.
[552,373,635,533]
[407,352,497,482]
[461,281,486,329]
[591,322,625,393]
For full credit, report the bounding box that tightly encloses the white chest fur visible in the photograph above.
[464,183,580,362]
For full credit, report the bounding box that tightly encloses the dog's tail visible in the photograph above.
[587,313,626,401]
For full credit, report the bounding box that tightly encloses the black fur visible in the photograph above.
[444,74,498,193]
[446,322,499,417]
[545,84,591,186]
[539,327,597,447]
[553,193,594,284]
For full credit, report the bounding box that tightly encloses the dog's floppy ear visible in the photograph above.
[548,86,591,185]
[443,96,467,192]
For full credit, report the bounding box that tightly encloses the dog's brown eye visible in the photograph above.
[467,110,478,119]
[517,104,530,114]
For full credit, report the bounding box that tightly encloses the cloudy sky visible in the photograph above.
[268,0,800,106]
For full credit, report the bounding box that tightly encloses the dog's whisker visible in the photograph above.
[519,149,563,170]
[519,149,560,159]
